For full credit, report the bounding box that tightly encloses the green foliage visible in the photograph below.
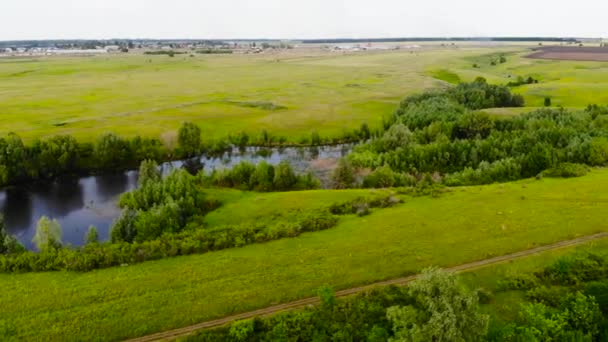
[177,122,202,157]
[138,159,161,186]
[273,161,298,190]
[452,111,495,139]
[585,281,608,314]
[498,293,602,341]
[448,78,525,110]
[186,285,412,342]
[444,158,522,186]
[328,194,402,215]
[85,226,99,245]
[0,215,24,255]
[362,166,417,188]
[229,319,255,341]
[542,163,590,178]
[351,86,607,186]
[387,268,489,342]
[205,161,318,191]
[32,216,62,252]
[589,137,608,166]
[94,133,132,170]
[544,97,552,107]
[115,168,214,242]
[331,158,356,189]
[0,209,338,272]
[317,285,336,307]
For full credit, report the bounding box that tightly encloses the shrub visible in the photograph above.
[589,137,608,166]
[331,159,356,189]
[542,163,590,178]
[0,209,339,273]
[32,216,62,252]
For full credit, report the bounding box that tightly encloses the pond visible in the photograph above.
[1,144,353,249]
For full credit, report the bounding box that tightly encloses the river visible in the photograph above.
[0,144,353,249]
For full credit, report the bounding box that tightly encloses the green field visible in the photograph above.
[2,46,607,145]
[0,46,533,144]
[434,49,608,108]
[2,170,608,341]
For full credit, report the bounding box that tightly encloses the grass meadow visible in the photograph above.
[0,47,511,144]
[1,170,608,341]
[436,49,608,108]
[2,46,606,146]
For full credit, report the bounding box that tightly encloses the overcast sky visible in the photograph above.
[2,0,607,40]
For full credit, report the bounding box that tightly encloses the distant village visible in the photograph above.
[0,39,284,56]
[0,39,421,57]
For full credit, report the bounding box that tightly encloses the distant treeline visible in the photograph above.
[1,37,584,49]
[303,37,580,44]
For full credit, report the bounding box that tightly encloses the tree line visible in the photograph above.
[0,120,376,188]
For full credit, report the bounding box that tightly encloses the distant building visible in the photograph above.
[104,45,121,52]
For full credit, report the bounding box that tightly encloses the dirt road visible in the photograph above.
[125,231,608,342]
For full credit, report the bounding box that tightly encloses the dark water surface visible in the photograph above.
[1,145,352,249]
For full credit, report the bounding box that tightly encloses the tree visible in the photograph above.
[94,133,131,170]
[85,225,99,245]
[332,159,355,189]
[387,268,489,342]
[32,216,62,251]
[177,122,201,157]
[453,111,495,139]
[138,160,161,187]
[544,97,552,107]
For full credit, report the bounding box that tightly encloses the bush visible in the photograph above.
[589,137,608,166]
[331,159,356,189]
[362,166,397,188]
[542,163,590,178]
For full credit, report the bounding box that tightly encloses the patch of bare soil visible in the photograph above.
[527,46,608,61]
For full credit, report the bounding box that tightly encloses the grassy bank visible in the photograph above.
[1,170,608,340]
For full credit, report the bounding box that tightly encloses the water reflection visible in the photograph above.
[1,144,353,249]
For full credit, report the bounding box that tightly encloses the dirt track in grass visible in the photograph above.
[125,231,608,342]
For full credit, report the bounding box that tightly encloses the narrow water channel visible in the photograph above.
[1,144,353,249]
